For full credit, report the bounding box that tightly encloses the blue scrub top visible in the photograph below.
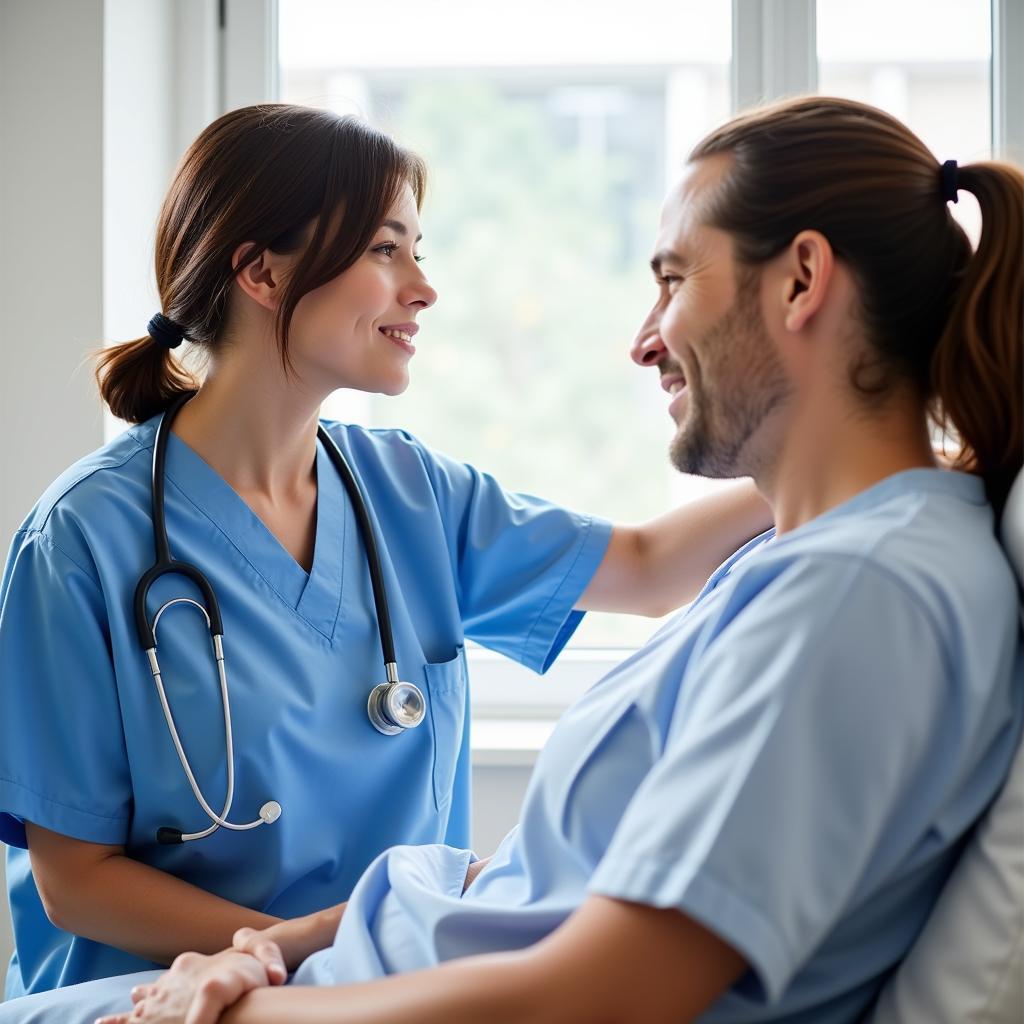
[284,469,1022,1022]
[0,416,611,997]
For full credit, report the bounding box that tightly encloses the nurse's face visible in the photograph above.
[631,156,790,479]
[287,185,437,396]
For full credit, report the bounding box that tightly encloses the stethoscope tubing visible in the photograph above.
[133,394,223,649]
[148,599,249,841]
[317,423,397,668]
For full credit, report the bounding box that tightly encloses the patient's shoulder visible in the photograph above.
[722,470,1018,649]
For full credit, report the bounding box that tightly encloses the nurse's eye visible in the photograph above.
[372,242,426,264]
[656,274,683,289]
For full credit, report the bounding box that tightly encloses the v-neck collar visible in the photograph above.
[157,428,348,640]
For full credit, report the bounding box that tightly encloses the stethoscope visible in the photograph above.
[134,392,426,845]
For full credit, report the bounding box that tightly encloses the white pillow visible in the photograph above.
[868,738,1024,1024]
[869,469,1024,1024]
[1005,470,1024,596]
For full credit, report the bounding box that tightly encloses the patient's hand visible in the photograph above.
[94,949,275,1024]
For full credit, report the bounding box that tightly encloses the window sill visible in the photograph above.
[466,646,635,767]
[467,645,632,717]
[470,717,556,767]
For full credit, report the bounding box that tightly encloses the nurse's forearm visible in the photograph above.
[25,824,280,964]
[577,478,771,616]
[638,480,773,611]
[57,853,281,963]
[234,902,347,970]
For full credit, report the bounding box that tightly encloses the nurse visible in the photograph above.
[13,94,1020,1024]
[0,105,772,998]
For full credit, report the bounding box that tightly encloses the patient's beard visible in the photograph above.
[670,276,789,479]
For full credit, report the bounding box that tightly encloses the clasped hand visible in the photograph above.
[95,926,291,1024]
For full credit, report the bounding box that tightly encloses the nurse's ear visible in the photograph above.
[231,242,295,313]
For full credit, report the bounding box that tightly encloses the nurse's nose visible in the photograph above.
[401,268,437,311]
[631,310,667,367]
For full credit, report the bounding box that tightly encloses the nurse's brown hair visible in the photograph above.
[96,104,427,424]
[690,96,1023,514]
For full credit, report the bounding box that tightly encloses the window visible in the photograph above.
[278,0,734,652]
[818,0,992,239]
[213,0,1011,722]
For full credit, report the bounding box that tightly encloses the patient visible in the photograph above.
[5,96,1022,1024]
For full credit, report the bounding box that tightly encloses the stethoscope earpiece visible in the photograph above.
[139,395,424,846]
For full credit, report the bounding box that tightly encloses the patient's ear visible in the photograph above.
[778,230,834,333]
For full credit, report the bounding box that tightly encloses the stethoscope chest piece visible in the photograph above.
[368,664,426,735]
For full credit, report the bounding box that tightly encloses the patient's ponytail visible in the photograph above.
[931,162,1024,514]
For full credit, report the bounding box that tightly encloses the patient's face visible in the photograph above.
[638,156,790,479]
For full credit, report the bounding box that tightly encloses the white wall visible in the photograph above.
[471,764,533,855]
[1,0,106,989]
[0,0,107,549]
[0,0,217,548]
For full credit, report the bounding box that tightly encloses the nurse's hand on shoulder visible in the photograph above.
[94,948,281,1024]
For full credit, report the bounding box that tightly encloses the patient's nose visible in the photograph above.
[631,325,667,366]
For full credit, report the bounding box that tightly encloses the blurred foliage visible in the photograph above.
[364,81,679,645]
[367,80,673,522]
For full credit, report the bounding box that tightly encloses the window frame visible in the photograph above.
[993,0,1024,160]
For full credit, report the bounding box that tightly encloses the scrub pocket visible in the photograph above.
[424,646,469,813]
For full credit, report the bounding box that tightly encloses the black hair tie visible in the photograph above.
[940,159,960,204]
[147,313,185,350]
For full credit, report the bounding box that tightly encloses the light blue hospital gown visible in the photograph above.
[0,416,610,998]
[5,468,1022,1024]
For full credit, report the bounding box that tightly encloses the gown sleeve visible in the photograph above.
[410,438,613,673]
[587,554,950,1003]
[0,529,132,848]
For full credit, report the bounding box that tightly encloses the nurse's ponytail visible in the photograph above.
[689,97,1023,514]
[96,332,198,425]
[96,104,426,424]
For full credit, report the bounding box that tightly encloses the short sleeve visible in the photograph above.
[588,556,948,1003]
[0,530,132,848]
[413,441,613,673]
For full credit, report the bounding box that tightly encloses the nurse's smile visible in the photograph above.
[379,322,418,355]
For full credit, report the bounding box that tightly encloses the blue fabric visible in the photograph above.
[0,416,611,997]
[5,469,1021,1024]
[306,470,1021,1021]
